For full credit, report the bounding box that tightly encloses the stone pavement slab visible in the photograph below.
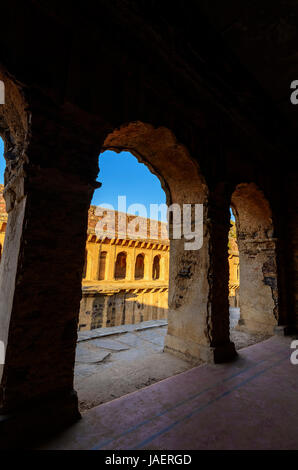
[75,344,110,364]
[86,337,130,351]
[77,320,168,343]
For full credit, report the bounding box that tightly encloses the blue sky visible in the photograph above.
[93,150,167,220]
[0,138,4,183]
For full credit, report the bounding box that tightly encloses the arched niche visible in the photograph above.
[135,253,145,280]
[115,251,127,280]
[152,255,160,280]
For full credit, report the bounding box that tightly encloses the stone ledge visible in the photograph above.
[77,319,168,343]
[164,332,237,364]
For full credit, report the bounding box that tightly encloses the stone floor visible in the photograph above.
[41,335,298,450]
[75,321,189,411]
[75,317,270,411]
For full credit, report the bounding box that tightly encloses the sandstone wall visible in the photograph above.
[79,288,168,331]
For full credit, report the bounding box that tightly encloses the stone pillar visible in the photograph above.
[144,251,151,280]
[231,183,278,335]
[96,243,102,280]
[164,250,169,282]
[149,247,154,280]
[161,253,168,281]
[127,248,135,281]
[279,173,298,334]
[0,97,101,447]
[164,193,236,364]
[102,295,110,328]
[86,250,93,280]
[107,243,116,280]
[205,197,236,362]
[236,237,278,335]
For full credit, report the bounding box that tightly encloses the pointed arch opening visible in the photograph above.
[152,255,161,280]
[75,121,221,412]
[135,253,145,280]
[98,251,107,280]
[230,183,278,336]
[114,252,127,280]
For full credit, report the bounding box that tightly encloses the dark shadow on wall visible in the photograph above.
[78,292,168,331]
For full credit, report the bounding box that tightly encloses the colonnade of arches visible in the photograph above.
[0,74,294,447]
[83,249,165,282]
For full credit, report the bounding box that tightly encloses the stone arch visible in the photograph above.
[0,103,236,444]
[231,182,278,334]
[102,122,207,207]
[100,122,233,363]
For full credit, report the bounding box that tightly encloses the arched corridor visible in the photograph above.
[0,2,297,449]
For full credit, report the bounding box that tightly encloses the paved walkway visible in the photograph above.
[42,335,298,449]
[75,318,269,410]
[75,321,190,410]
